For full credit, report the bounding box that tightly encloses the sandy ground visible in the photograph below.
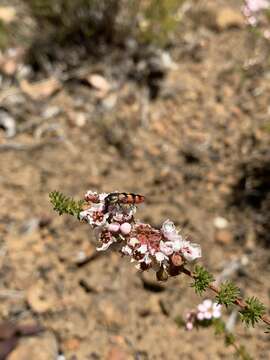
[0,0,269,359]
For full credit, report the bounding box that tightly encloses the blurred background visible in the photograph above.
[0,0,269,359]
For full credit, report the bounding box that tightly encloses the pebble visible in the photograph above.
[216,7,245,30]
[105,346,132,360]
[27,282,55,314]
[213,216,229,230]
[98,300,127,329]
[7,332,58,360]
[215,229,234,245]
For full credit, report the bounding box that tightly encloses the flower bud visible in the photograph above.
[120,222,131,235]
[156,267,169,282]
[108,223,120,232]
[171,253,184,267]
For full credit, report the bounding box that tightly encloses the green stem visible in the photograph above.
[182,266,270,327]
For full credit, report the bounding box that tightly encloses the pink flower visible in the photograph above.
[212,303,222,318]
[197,312,204,321]
[155,251,168,263]
[197,303,207,312]
[120,222,132,235]
[137,244,148,254]
[80,204,109,226]
[80,190,203,278]
[203,299,212,309]
[245,0,269,12]
[128,237,140,247]
[161,220,183,243]
[108,223,120,232]
[186,322,193,331]
[121,245,133,256]
[159,240,174,256]
[204,311,212,320]
[96,230,117,251]
[84,191,99,203]
[180,241,201,261]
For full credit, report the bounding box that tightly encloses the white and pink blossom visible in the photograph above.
[80,191,203,279]
[180,241,202,261]
[185,299,222,330]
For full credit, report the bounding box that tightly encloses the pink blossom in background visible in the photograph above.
[185,299,222,330]
[242,0,270,27]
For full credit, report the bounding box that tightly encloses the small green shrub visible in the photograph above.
[24,0,120,43]
[138,0,184,46]
[24,0,185,47]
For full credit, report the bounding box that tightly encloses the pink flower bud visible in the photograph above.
[171,253,184,266]
[84,191,99,203]
[197,312,204,321]
[120,222,131,235]
[186,322,193,331]
[108,223,120,232]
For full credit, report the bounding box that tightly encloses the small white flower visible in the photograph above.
[155,251,168,263]
[212,309,222,319]
[159,240,174,256]
[80,203,108,226]
[79,208,91,221]
[197,312,205,321]
[203,299,212,309]
[137,244,148,254]
[141,253,152,265]
[121,245,133,256]
[97,239,115,251]
[129,237,139,247]
[99,192,109,201]
[197,303,207,313]
[212,303,222,318]
[161,219,176,235]
[212,303,222,311]
[204,311,212,320]
[85,190,98,198]
[180,241,201,262]
[161,220,184,244]
[172,237,183,252]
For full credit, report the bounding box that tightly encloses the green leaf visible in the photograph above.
[191,265,214,295]
[212,318,225,335]
[240,297,266,327]
[216,281,240,307]
[49,191,84,219]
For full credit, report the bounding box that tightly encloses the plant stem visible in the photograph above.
[181,266,270,327]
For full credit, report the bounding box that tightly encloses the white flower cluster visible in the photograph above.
[185,299,222,330]
[196,299,222,321]
[79,191,202,279]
